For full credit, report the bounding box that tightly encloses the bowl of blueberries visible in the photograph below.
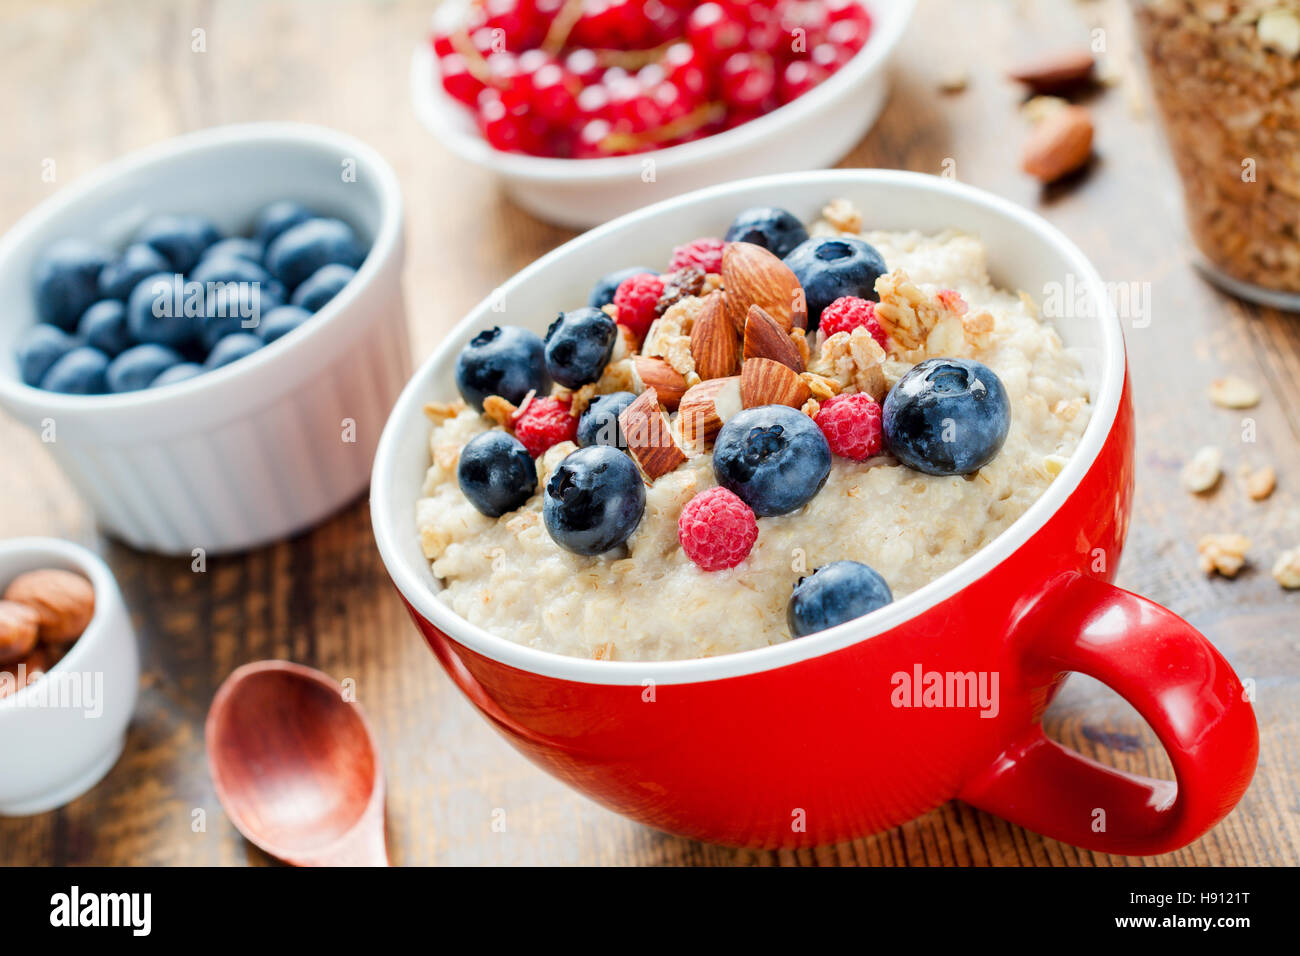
[0,123,410,554]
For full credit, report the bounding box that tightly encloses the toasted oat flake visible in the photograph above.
[822,198,862,234]
[1181,445,1223,493]
[1197,533,1250,578]
[1258,9,1300,57]
[424,400,465,424]
[1208,375,1260,409]
[1273,547,1300,588]
[1244,465,1276,501]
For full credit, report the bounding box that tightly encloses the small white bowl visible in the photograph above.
[0,123,411,555]
[411,0,916,229]
[0,538,138,816]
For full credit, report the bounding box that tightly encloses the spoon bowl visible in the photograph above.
[206,660,388,866]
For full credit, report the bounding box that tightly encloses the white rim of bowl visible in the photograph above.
[410,0,917,182]
[0,121,403,422]
[373,169,1125,687]
[0,537,123,710]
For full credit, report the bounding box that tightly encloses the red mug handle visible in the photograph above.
[958,573,1258,855]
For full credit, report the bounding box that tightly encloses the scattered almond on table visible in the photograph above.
[1243,465,1277,502]
[1021,105,1094,184]
[1008,48,1096,95]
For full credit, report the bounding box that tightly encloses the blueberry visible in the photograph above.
[783,236,888,330]
[577,391,637,450]
[32,238,112,330]
[290,263,356,312]
[543,445,645,556]
[189,254,277,291]
[150,362,204,388]
[98,243,171,301]
[713,404,831,517]
[204,333,263,371]
[587,266,657,309]
[76,300,133,357]
[136,214,221,273]
[253,200,314,248]
[457,431,538,518]
[724,206,809,259]
[265,218,365,291]
[201,281,284,349]
[15,324,78,386]
[126,272,196,347]
[788,561,893,637]
[454,325,549,412]
[106,343,183,393]
[258,305,312,344]
[39,346,110,394]
[200,237,263,266]
[882,358,1011,476]
[544,307,618,389]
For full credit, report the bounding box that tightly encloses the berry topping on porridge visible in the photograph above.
[416,199,1092,661]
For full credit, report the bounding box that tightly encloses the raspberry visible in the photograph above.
[669,237,725,274]
[513,395,578,457]
[818,296,887,348]
[678,487,759,571]
[612,272,664,340]
[815,392,883,461]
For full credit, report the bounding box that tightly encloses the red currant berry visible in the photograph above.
[779,58,828,103]
[686,3,746,64]
[663,42,710,99]
[440,54,486,106]
[720,52,776,112]
[532,63,580,125]
[565,48,602,84]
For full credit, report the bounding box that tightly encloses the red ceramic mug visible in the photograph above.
[371,171,1258,853]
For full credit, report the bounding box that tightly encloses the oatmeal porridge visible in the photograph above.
[415,200,1092,661]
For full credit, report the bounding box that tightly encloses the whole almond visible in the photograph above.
[3,569,95,645]
[0,645,48,699]
[722,242,808,334]
[1008,49,1095,94]
[679,376,742,448]
[744,305,805,372]
[1022,105,1093,183]
[740,358,812,410]
[689,292,741,379]
[619,388,687,481]
[632,356,688,410]
[0,600,40,665]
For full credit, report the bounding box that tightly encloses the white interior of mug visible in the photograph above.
[371,169,1124,685]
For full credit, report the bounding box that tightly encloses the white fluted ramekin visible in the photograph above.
[0,538,138,815]
[410,0,916,229]
[0,123,410,555]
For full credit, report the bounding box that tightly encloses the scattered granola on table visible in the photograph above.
[1273,547,1300,589]
[1197,533,1251,578]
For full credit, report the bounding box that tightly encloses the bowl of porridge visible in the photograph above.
[371,170,1257,853]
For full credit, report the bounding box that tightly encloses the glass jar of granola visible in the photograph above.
[1132,0,1300,309]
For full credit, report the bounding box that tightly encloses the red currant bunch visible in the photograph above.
[430,0,874,158]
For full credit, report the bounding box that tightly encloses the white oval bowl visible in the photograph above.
[371,169,1123,685]
[0,538,138,815]
[411,0,917,229]
[0,123,411,555]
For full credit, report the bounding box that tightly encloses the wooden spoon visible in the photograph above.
[205,660,388,866]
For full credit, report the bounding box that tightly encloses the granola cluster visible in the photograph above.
[1135,1,1300,292]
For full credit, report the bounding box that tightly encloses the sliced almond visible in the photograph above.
[722,241,807,334]
[632,355,688,410]
[740,357,812,410]
[688,292,741,379]
[1022,105,1093,184]
[618,388,687,481]
[1008,49,1095,94]
[678,376,742,448]
[743,305,805,372]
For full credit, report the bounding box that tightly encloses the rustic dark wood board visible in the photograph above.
[0,0,1295,865]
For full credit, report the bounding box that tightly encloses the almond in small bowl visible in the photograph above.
[0,539,138,815]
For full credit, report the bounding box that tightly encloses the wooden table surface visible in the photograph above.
[1,0,1296,866]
